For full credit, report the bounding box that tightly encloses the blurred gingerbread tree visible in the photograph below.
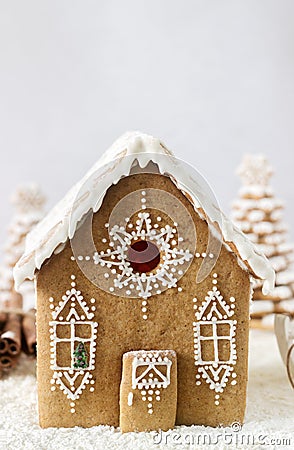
[0,184,46,310]
[0,184,46,375]
[232,154,294,329]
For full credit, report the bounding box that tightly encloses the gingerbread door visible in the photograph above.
[119,350,177,432]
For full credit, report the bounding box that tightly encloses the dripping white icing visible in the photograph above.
[14,131,275,294]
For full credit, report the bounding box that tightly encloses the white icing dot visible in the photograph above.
[90,387,95,392]
[49,297,54,302]
[143,315,148,320]
[51,386,56,391]
[70,408,76,413]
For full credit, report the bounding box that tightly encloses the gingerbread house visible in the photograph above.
[14,132,274,432]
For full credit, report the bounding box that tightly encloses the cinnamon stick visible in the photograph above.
[0,337,9,354]
[0,313,22,356]
[0,353,19,370]
[22,309,36,356]
[0,288,22,356]
[0,312,7,327]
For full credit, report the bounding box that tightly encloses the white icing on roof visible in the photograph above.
[14,131,275,294]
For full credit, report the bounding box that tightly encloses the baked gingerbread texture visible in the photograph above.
[14,132,275,431]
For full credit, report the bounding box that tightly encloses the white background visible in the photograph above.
[0,1,294,254]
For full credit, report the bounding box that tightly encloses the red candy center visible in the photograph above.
[127,240,160,273]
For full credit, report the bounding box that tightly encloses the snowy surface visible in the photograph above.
[0,330,293,450]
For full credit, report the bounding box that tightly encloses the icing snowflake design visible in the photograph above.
[237,154,273,186]
[80,191,193,319]
[193,271,237,406]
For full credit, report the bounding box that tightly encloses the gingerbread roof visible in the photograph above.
[14,131,275,293]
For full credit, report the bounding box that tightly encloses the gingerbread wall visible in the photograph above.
[36,173,250,428]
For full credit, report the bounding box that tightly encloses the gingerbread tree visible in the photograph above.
[73,342,88,369]
[0,184,46,311]
[232,154,294,329]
